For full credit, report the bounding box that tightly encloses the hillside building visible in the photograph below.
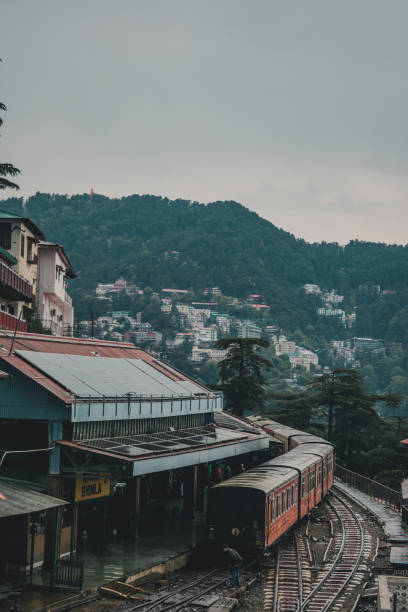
[37,242,76,336]
[0,210,44,329]
[237,320,262,339]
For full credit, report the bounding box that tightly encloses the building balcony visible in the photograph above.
[0,260,33,302]
[0,310,27,332]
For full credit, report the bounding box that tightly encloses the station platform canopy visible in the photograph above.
[58,417,269,476]
[0,479,67,518]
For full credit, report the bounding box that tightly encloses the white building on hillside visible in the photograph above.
[237,321,262,339]
[37,242,76,336]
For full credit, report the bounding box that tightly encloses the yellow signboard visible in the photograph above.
[75,476,110,502]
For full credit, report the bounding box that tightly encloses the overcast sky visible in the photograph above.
[2,1,408,244]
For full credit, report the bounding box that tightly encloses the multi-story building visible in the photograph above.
[288,348,318,371]
[352,337,384,352]
[0,210,44,328]
[237,320,262,339]
[193,325,218,344]
[37,242,76,336]
[273,335,296,355]
[191,346,227,362]
[264,325,280,340]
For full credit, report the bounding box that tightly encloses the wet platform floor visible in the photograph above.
[0,515,207,612]
[78,514,207,589]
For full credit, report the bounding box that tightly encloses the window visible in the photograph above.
[271,498,275,523]
[292,484,295,506]
[301,477,306,498]
[0,223,11,250]
[287,488,290,507]
[20,234,25,258]
[27,239,33,261]
[310,471,315,490]
[282,491,286,513]
[276,494,281,518]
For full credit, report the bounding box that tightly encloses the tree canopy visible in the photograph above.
[215,337,273,416]
[0,61,20,190]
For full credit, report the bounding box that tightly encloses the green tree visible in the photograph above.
[1,61,20,190]
[307,369,403,468]
[215,337,273,416]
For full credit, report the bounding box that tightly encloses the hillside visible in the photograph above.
[2,192,408,344]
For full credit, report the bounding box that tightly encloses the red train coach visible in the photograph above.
[208,421,335,553]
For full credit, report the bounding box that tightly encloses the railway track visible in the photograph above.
[297,491,364,611]
[118,568,231,612]
[265,491,371,612]
[264,530,311,611]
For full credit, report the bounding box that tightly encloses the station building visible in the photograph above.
[0,331,269,584]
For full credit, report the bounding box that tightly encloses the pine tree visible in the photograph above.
[215,337,273,416]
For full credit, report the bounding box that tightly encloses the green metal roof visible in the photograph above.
[0,245,17,266]
[0,210,24,220]
[0,210,45,239]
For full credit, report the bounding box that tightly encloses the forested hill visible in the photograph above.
[2,192,408,338]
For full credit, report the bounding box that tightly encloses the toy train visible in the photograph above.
[208,418,335,553]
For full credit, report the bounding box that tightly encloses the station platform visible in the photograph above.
[335,478,408,543]
[0,513,207,612]
[78,512,207,589]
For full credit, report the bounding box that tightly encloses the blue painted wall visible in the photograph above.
[0,362,68,421]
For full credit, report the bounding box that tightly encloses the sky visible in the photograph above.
[2,1,408,245]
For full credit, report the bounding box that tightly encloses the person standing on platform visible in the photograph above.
[222,544,243,587]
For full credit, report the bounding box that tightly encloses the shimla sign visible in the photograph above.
[75,476,110,502]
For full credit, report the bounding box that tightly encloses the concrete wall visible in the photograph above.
[378,575,408,612]
[37,245,74,335]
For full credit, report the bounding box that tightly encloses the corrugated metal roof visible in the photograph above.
[15,351,206,398]
[0,479,67,518]
[0,332,209,403]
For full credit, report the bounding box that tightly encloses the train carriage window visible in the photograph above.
[310,471,315,490]
[287,487,290,507]
[301,477,305,498]
[291,484,295,506]
[271,498,275,523]
[282,491,286,513]
[277,494,281,518]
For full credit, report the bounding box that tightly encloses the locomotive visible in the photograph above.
[208,419,335,552]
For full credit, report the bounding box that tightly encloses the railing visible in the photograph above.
[0,310,27,332]
[335,464,400,510]
[71,391,224,422]
[0,259,33,301]
[54,558,83,589]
